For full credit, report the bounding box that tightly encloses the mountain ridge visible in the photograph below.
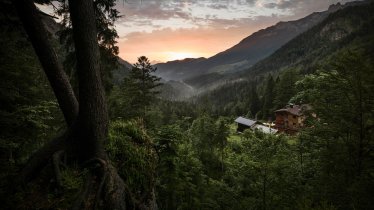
[190,0,374,98]
[154,1,353,82]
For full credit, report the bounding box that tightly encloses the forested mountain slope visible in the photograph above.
[195,3,341,73]
[193,0,374,118]
[188,0,374,91]
[240,0,374,77]
[155,1,359,82]
[2,0,373,209]
[154,57,207,81]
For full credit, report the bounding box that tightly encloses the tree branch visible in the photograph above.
[13,0,78,125]
[12,0,80,185]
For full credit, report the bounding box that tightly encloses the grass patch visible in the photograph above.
[228,123,242,142]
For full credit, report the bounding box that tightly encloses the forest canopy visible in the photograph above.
[0,0,373,209]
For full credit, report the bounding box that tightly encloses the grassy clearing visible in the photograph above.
[228,123,241,142]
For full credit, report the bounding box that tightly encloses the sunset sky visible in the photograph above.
[40,0,356,63]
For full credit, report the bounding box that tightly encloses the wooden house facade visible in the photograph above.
[274,104,307,134]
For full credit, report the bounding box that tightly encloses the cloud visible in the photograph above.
[263,0,296,10]
[261,0,356,16]
[114,0,358,62]
[118,27,246,63]
[36,0,358,64]
[118,15,281,62]
[115,0,284,34]
[207,4,229,10]
[116,0,268,25]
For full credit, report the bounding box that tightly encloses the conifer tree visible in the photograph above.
[121,56,161,119]
[262,74,275,120]
[274,68,300,108]
[250,84,261,118]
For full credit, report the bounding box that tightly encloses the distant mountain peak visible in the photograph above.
[328,2,343,12]
[155,0,367,82]
[164,57,206,64]
[180,57,206,62]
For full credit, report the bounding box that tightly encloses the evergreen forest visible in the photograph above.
[0,0,373,209]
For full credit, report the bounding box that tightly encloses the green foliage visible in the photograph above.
[155,117,231,210]
[61,168,84,191]
[245,2,374,77]
[250,83,261,117]
[109,56,162,120]
[194,2,374,121]
[195,80,262,117]
[154,114,307,210]
[273,67,301,109]
[2,1,374,209]
[56,0,120,93]
[223,132,302,210]
[0,0,62,178]
[291,49,374,209]
[107,120,158,199]
[261,74,275,120]
[152,45,374,210]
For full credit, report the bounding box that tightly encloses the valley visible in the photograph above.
[1,0,373,209]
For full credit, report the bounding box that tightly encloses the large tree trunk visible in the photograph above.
[14,0,156,209]
[68,1,133,209]
[68,0,107,162]
[13,0,78,125]
[13,0,79,185]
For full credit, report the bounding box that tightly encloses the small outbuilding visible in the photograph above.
[235,116,278,134]
[234,117,257,132]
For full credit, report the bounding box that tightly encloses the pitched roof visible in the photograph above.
[275,104,304,116]
[235,117,257,127]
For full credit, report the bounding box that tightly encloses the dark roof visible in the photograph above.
[235,117,257,127]
[274,104,310,116]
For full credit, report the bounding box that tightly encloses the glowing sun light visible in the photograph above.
[166,52,197,61]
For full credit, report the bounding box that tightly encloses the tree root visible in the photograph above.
[52,150,64,189]
[15,131,157,210]
[102,161,133,210]
[72,173,94,210]
[16,129,71,186]
[94,170,107,210]
[70,158,135,210]
[16,139,158,210]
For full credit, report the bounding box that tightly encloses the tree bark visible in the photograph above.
[13,0,78,125]
[12,0,79,185]
[14,1,153,209]
[53,150,65,188]
[68,0,108,161]
[68,1,133,209]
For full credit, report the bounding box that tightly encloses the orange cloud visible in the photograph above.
[115,0,356,63]
[118,21,273,63]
